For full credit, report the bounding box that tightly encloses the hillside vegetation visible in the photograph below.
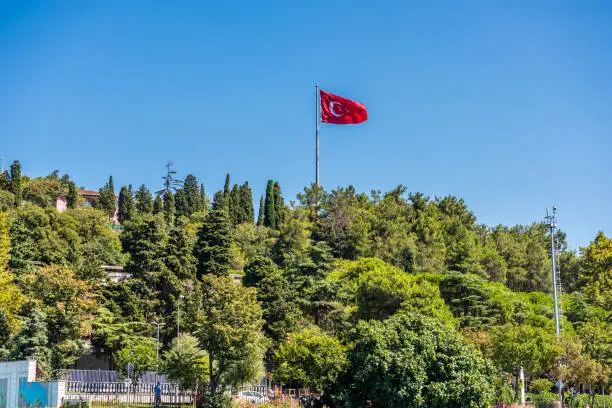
[0,160,609,407]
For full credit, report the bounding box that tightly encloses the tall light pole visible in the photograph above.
[153,322,165,384]
[177,294,185,337]
[545,206,563,406]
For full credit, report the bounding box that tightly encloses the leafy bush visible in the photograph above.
[530,378,553,394]
[199,391,233,408]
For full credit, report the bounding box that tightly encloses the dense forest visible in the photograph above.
[0,159,609,407]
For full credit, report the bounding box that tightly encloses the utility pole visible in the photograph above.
[545,206,563,406]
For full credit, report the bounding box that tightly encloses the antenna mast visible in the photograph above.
[545,206,563,405]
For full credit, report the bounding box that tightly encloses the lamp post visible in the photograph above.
[177,294,185,337]
[153,321,165,384]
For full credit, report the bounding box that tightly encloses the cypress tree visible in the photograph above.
[135,185,153,214]
[242,182,254,224]
[223,174,231,196]
[10,160,22,207]
[67,182,78,209]
[153,194,163,214]
[263,180,276,228]
[163,190,175,225]
[230,184,242,224]
[118,185,135,223]
[98,176,117,219]
[273,181,284,226]
[257,195,265,226]
[194,209,233,278]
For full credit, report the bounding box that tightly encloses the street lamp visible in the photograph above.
[152,321,165,384]
[177,294,185,337]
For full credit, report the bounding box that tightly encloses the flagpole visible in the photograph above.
[315,83,320,186]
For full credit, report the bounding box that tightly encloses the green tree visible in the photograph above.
[243,257,300,347]
[183,174,202,216]
[0,211,23,331]
[581,231,612,309]
[274,327,346,393]
[165,221,196,280]
[121,214,167,282]
[329,313,495,408]
[195,275,266,392]
[135,185,153,214]
[257,195,264,226]
[199,183,208,212]
[67,181,78,209]
[273,181,284,226]
[194,209,233,278]
[117,185,135,223]
[24,265,97,371]
[0,311,9,347]
[160,160,182,193]
[11,305,52,376]
[263,180,276,228]
[116,338,156,385]
[491,324,561,388]
[164,334,209,393]
[97,176,116,219]
[163,189,175,226]
[153,194,163,214]
[10,160,22,207]
[241,182,254,224]
[174,188,188,218]
[0,170,9,192]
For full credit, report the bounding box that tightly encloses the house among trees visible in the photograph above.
[55,188,119,223]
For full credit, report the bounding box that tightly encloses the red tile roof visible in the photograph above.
[79,189,100,197]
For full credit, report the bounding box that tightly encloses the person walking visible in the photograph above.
[154,382,162,408]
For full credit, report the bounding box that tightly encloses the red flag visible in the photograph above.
[320,90,368,124]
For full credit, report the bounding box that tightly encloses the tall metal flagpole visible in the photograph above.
[316,83,320,186]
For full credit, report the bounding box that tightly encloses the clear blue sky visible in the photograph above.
[1,1,610,249]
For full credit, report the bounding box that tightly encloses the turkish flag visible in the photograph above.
[320,90,368,124]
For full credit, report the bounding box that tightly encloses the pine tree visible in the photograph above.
[135,185,153,214]
[67,181,78,209]
[10,305,52,371]
[117,185,135,223]
[153,195,163,214]
[174,189,188,218]
[183,174,201,215]
[10,160,22,207]
[165,223,197,281]
[257,195,265,226]
[273,181,284,226]
[163,190,175,226]
[194,209,233,278]
[264,180,276,228]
